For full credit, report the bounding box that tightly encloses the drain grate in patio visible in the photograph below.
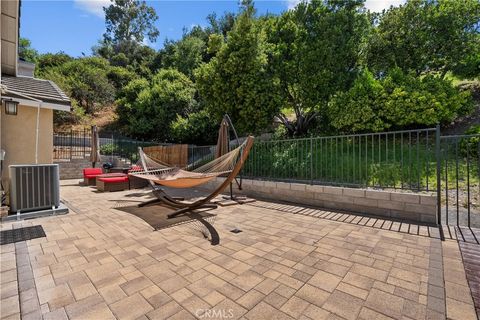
[0,225,46,245]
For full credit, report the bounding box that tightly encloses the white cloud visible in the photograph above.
[142,37,151,46]
[74,0,111,18]
[364,0,406,12]
[286,0,302,10]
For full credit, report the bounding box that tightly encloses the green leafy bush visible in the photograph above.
[35,52,73,73]
[39,57,115,115]
[460,125,480,158]
[383,69,473,127]
[327,70,387,133]
[107,66,138,92]
[100,143,115,155]
[328,68,473,133]
[116,69,196,140]
[170,110,218,145]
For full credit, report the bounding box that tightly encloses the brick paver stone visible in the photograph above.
[109,293,154,320]
[323,290,364,320]
[2,181,478,320]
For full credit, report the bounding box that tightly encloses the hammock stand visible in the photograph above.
[131,136,254,219]
[218,114,244,202]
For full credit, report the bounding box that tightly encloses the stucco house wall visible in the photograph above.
[0,105,53,193]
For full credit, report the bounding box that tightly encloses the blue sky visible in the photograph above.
[20,0,405,57]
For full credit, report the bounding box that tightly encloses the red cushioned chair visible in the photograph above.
[96,174,130,192]
[83,168,103,186]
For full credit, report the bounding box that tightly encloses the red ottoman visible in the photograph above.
[83,168,103,186]
[96,174,129,192]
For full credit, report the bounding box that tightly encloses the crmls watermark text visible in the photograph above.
[195,308,234,319]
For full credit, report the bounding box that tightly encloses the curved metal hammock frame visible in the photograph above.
[131,136,254,219]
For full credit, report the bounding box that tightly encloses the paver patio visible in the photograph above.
[1,180,478,320]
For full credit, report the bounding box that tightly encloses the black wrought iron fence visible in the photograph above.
[54,126,479,227]
[242,128,438,191]
[53,129,157,164]
[53,129,92,160]
[439,134,480,227]
[187,145,217,170]
[97,132,158,165]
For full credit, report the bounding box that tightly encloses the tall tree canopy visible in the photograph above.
[367,0,480,78]
[18,38,39,63]
[269,0,370,136]
[196,2,280,134]
[157,36,206,79]
[116,69,196,140]
[93,0,159,76]
[31,0,478,141]
[40,57,115,115]
[103,0,159,44]
[93,40,156,76]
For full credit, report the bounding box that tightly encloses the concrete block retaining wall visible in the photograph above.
[55,156,123,179]
[55,159,95,180]
[204,178,437,224]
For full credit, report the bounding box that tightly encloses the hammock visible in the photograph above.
[129,137,249,188]
[129,136,253,220]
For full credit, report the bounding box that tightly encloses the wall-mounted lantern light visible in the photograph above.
[3,99,19,115]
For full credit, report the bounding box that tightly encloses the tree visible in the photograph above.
[93,39,156,76]
[18,38,39,63]
[107,66,138,92]
[116,69,196,140]
[268,0,370,136]
[116,78,149,127]
[35,52,72,72]
[196,2,281,134]
[205,12,236,38]
[170,110,218,145]
[98,0,159,75]
[41,57,115,115]
[367,0,480,78]
[103,0,159,44]
[157,36,207,79]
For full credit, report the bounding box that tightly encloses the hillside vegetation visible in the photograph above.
[21,0,480,144]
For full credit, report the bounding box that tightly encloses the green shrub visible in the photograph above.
[327,70,387,133]
[460,125,480,158]
[116,69,196,140]
[383,69,472,127]
[100,143,115,155]
[107,66,138,92]
[170,110,218,145]
[328,68,473,133]
[39,57,116,115]
[272,125,288,140]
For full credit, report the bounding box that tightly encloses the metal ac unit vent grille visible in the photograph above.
[9,164,60,213]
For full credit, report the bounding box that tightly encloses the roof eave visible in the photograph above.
[2,94,71,111]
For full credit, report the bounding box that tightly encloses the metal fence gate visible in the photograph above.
[438,132,480,228]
